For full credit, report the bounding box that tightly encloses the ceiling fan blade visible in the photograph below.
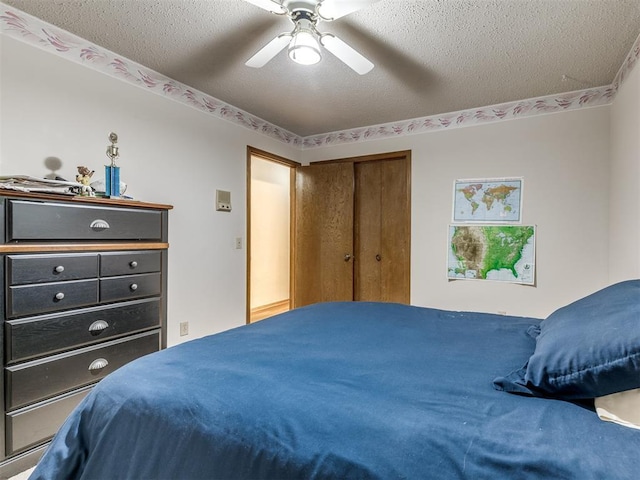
[243,0,287,15]
[320,33,373,75]
[317,0,381,20]
[246,33,293,68]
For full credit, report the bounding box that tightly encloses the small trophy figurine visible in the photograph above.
[105,132,121,197]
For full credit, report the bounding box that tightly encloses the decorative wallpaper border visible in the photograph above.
[302,85,616,148]
[612,26,640,91]
[305,28,640,149]
[0,7,303,148]
[2,4,638,150]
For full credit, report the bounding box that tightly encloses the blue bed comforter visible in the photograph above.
[31,302,640,479]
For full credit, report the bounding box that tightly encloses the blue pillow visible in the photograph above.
[495,280,640,399]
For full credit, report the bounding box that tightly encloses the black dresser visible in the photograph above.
[0,192,171,478]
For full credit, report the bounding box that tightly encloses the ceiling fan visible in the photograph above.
[244,0,381,75]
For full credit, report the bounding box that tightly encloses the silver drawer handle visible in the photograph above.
[130,283,138,291]
[54,265,65,273]
[89,320,109,332]
[88,358,109,371]
[54,292,65,301]
[90,219,110,231]
[130,261,138,268]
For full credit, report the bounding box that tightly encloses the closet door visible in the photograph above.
[293,152,411,308]
[293,163,354,307]
[354,159,410,303]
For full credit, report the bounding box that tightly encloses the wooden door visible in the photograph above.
[293,163,354,307]
[354,159,410,303]
[293,152,411,307]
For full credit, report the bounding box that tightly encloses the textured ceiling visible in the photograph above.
[4,0,640,137]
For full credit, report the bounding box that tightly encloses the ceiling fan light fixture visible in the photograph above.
[244,0,379,72]
[288,27,321,65]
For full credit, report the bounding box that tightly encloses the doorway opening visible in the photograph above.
[246,147,299,323]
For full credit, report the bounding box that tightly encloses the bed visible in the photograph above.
[31,280,640,479]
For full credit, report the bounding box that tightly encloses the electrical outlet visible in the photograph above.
[179,321,189,336]
[235,237,242,249]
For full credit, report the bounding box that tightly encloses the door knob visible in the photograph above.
[344,254,352,262]
[376,254,381,262]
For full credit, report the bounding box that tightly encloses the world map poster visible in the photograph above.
[447,225,536,285]
[453,178,522,223]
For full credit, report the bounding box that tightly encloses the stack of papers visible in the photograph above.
[0,175,83,195]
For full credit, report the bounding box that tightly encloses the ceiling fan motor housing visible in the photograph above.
[290,9,317,24]
[283,0,319,16]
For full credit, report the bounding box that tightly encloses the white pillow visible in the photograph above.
[595,388,640,430]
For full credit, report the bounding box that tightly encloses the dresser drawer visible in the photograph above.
[100,251,162,277]
[5,330,160,409]
[5,386,92,455]
[7,279,99,319]
[7,200,163,241]
[100,272,161,303]
[6,299,162,363]
[7,253,99,285]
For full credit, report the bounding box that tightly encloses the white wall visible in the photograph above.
[0,36,299,344]
[609,63,640,282]
[0,28,626,330]
[301,108,612,319]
